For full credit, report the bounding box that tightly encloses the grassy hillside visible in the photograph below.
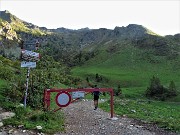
[0,55,70,134]
[72,41,180,100]
[72,40,180,131]
[1,10,180,132]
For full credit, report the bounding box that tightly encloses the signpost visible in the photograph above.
[24,67,30,108]
[20,41,40,108]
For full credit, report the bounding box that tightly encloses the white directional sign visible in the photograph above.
[21,61,36,68]
[72,91,85,99]
[21,50,40,62]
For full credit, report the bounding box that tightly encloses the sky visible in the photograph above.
[0,0,180,36]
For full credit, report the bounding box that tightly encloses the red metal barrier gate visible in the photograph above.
[44,88,114,118]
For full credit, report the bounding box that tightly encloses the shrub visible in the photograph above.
[146,76,178,101]
[114,84,122,96]
[168,81,178,97]
[0,82,23,103]
[0,66,14,80]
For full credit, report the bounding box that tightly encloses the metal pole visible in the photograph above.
[24,67,30,108]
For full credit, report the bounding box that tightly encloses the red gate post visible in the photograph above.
[43,89,47,109]
[47,90,51,110]
[43,89,51,110]
[110,89,114,118]
[44,88,116,119]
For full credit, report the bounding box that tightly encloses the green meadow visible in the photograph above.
[72,44,180,91]
[72,46,180,131]
[100,98,180,131]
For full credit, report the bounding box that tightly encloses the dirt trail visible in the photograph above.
[55,100,179,135]
[0,101,179,135]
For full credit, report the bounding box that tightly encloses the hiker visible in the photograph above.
[92,85,100,110]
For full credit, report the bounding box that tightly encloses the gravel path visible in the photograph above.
[0,101,179,135]
[55,100,179,135]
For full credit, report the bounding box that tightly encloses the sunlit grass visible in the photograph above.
[100,98,180,131]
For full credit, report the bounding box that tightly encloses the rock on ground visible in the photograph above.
[0,107,37,135]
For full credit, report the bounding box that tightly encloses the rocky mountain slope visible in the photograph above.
[0,10,179,65]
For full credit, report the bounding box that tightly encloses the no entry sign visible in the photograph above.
[55,91,71,107]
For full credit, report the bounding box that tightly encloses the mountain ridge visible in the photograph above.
[0,10,171,36]
[0,10,180,66]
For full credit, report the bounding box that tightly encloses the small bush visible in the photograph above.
[146,76,178,101]
[168,81,178,97]
[114,84,122,96]
[0,66,14,80]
